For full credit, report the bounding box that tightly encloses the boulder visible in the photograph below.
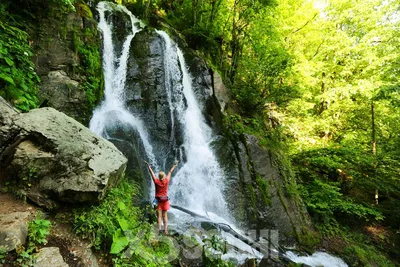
[34,247,68,267]
[0,97,127,208]
[0,212,31,252]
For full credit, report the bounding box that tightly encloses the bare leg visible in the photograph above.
[157,209,162,231]
[162,210,168,234]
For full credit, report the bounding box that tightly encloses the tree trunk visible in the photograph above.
[145,0,151,20]
[372,102,376,155]
[228,0,241,83]
[371,102,378,204]
[192,0,198,27]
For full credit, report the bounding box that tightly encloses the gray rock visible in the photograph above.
[30,9,101,125]
[215,132,311,246]
[0,97,127,208]
[38,70,87,123]
[243,134,311,245]
[9,108,127,205]
[0,97,19,150]
[34,247,68,267]
[0,212,31,252]
[123,30,185,185]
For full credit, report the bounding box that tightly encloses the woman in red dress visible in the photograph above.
[146,161,179,234]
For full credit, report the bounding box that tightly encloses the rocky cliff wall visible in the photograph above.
[26,1,103,126]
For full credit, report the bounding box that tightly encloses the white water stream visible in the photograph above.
[89,2,158,168]
[156,30,228,218]
[89,2,348,266]
[286,251,348,267]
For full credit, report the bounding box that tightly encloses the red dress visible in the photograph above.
[154,178,170,211]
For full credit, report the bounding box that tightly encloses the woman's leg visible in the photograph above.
[157,209,162,231]
[162,210,168,234]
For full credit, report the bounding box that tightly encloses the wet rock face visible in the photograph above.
[104,29,218,186]
[215,133,311,245]
[126,30,174,163]
[0,97,127,209]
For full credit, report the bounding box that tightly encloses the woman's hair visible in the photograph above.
[158,171,165,179]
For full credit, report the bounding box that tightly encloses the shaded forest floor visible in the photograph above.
[0,192,111,267]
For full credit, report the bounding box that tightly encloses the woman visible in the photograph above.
[145,161,179,234]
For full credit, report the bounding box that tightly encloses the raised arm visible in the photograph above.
[145,161,157,183]
[166,161,179,181]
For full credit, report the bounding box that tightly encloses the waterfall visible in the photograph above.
[156,31,229,218]
[89,2,158,168]
[90,3,228,218]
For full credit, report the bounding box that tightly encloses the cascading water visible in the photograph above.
[285,251,348,267]
[156,30,228,218]
[89,2,158,168]
[90,0,229,224]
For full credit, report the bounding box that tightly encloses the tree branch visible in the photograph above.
[312,41,324,59]
[285,13,318,43]
[291,13,318,34]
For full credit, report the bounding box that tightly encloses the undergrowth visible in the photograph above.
[0,2,40,111]
[73,179,177,266]
[15,212,52,266]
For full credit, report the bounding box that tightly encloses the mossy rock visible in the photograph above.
[75,3,93,19]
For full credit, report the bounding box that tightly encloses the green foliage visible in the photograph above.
[292,145,400,218]
[0,3,40,111]
[14,212,52,266]
[28,213,52,245]
[293,147,383,233]
[15,247,35,267]
[296,227,320,251]
[73,180,140,249]
[202,235,234,267]
[21,167,38,188]
[73,179,175,266]
[72,28,103,109]
[299,179,382,226]
[0,248,6,264]
[341,232,396,267]
[224,113,264,137]
[50,0,76,12]
[256,175,271,205]
[344,244,394,267]
[231,80,266,116]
